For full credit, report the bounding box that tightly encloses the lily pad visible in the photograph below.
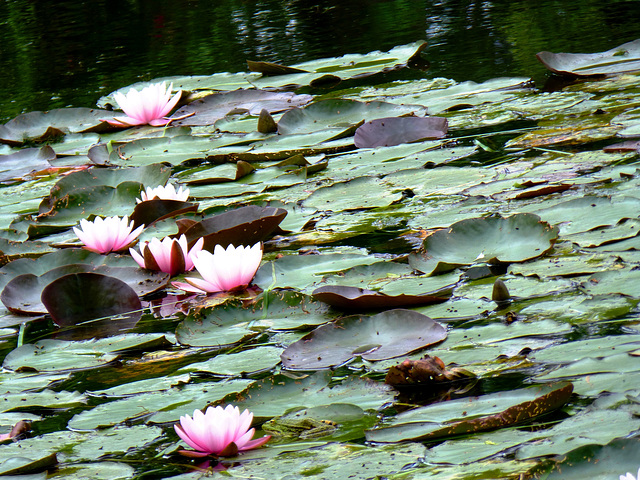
[537,39,640,77]
[354,116,448,148]
[0,146,56,183]
[172,89,313,127]
[41,273,142,327]
[411,213,559,274]
[281,309,447,370]
[277,99,427,135]
[311,284,451,310]
[183,205,287,250]
[365,383,573,443]
[216,371,394,419]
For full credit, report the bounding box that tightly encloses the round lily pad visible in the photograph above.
[281,309,447,370]
[412,213,559,274]
[41,273,142,327]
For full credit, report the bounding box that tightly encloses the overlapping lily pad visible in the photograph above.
[281,309,447,370]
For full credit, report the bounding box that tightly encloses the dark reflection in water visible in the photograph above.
[1,0,638,121]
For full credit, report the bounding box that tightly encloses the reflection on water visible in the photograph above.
[0,0,638,121]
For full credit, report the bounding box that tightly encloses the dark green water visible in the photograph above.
[1,0,639,122]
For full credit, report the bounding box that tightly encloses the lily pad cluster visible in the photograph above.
[1,40,640,478]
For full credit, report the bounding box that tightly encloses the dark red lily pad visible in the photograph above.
[183,205,287,250]
[312,285,451,310]
[129,199,199,229]
[536,39,640,77]
[2,264,169,315]
[41,272,142,327]
[281,309,447,370]
[354,116,448,148]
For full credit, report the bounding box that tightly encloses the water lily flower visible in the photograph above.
[130,235,204,276]
[137,183,190,203]
[621,468,640,480]
[174,405,270,457]
[107,81,181,127]
[74,216,144,254]
[172,243,263,294]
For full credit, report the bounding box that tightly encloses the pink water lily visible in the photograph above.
[174,405,270,457]
[107,81,181,127]
[172,243,263,294]
[130,235,204,276]
[137,184,190,203]
[621,468,640,480]
[74,216,144,254]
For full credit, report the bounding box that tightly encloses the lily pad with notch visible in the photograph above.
[281,309,447,370]
[40,272,142,329]
[2,264,169,315]
[182,205,287,250]
[312,284,452,310]
[410,213,559,275]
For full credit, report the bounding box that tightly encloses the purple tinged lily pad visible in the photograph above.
[129,199,199,229]
[354,116,448,148]
[0,146,56,183]
[537,39,640,77]
[281,309,447,370]
[41,272,142,328]
[172,89,313,127]
[312,285,451,310]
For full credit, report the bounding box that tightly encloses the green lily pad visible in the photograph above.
[277,99,427,135]
[281,309,447,370]
[411,213,559,274]
[216,371,395,419]
[365,383,573,443]
[173,89,313,127]
[302,176,404,211]
[537,39,640,77]
[2,334,171,372]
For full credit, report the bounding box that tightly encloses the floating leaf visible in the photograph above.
[172,89,313,126]
[354,116,448,148]
[411,214,559,274]
[0,108,114,146]
[40,273,142,327]
[366,383,573,443]
[312,284,451,310]
[0,146,56,183]
[216,371,394,419]
[537,39,640,77]
[183,205,287,250]
[281,309,447,370]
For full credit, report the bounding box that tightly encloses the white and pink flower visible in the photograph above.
[107,81,181,127]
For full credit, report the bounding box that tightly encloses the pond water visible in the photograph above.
[1,0,639,121]
[2,1,640,479]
